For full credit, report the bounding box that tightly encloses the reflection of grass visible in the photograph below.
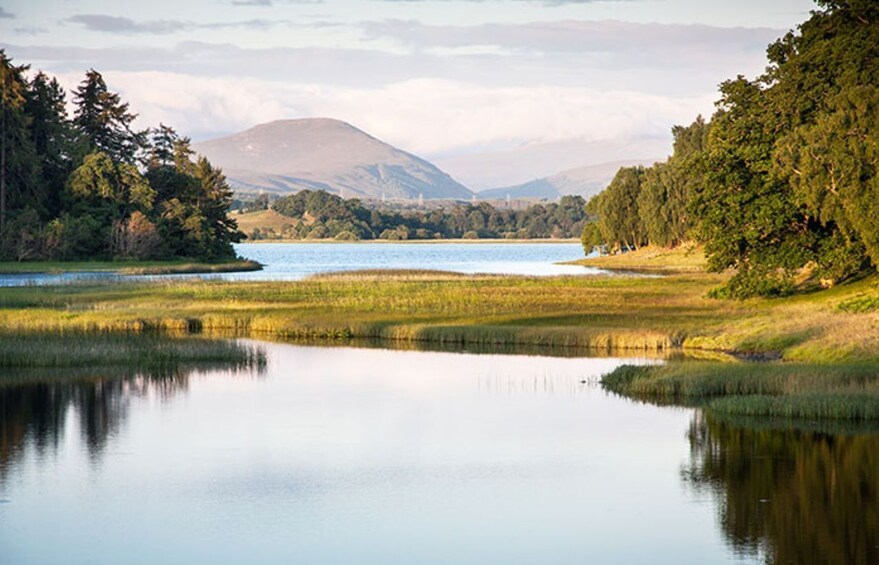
[0,332,265,372]
[0,266,878,362]
[602,363,879,420]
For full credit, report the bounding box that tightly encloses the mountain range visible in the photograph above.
[476,159,657,201]
[194,118,664,201]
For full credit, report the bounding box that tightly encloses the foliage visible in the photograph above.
[0,52,241,262]
[266,189,588,240]
[581,1,879,298]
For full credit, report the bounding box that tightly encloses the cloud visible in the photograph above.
[232,0,273,5]
[0,7,14,19]
[57,69,712,156]
[65,14,188,34]
[13,26,48,35]
[63,14,294,35]
[378,0,630,4]
[361,19,782,64]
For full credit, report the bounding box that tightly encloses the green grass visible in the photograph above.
[602,362,879,420]
[0,268,877,362]
[569,243,708,273]
[0,259,262,275]
[0,332,266,372]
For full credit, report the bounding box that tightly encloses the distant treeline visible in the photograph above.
[0,52,241,262]
[255,189,588,240]
[583,1,879,298]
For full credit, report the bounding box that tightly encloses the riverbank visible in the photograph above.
[0,259,263,275]
[567,243,708,273]
[0,261,877,363]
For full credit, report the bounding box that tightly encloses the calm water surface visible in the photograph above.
[4,342,875,563]
[0,242,600,287]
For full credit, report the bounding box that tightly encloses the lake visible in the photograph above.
[2,341,875,563]
[0,242,602,287]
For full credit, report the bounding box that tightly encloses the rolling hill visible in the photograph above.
[194,118,473,200]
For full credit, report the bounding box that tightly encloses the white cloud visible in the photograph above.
[66,70,714,158]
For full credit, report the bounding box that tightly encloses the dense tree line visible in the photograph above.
[582,1,878,297]
[0,52,241,262]
[259,189,588,240]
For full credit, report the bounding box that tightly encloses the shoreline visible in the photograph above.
[0,259,263,276]
[239,238,581,245]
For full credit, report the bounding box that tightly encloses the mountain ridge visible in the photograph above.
[194,118,473,200]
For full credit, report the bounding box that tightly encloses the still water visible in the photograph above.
[0,242,600,287]
[3,342,875,563]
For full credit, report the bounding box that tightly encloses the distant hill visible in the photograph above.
[194,118,473,200]
[477,159,660,201]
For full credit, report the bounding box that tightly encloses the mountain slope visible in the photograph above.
[194,118,473,200]
[477,159,660,200]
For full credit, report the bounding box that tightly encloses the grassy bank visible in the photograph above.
[569,243,708,273]
[0,265,878,362]
[602,363,879,420]
[0,259,262,275]
[0,332,265,373]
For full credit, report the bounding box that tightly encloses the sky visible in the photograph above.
[1,0,817,188]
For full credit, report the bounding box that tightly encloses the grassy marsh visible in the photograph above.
[0,259,262,275]
[602,363,879,420]
[0,332,266,373]
[0,267,877,362]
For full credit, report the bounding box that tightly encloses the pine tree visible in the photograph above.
[72,69,145,164]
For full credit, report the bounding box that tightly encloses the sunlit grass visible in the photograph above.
[602,363,879,420]
[0,267,877,361]
[0,332,266,372]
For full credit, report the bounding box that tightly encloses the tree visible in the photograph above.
[594,166,647,252]
[0,50,37,234]
[25,71,79,217]
[73,69,145,164]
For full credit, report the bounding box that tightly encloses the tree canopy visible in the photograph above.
[581,1,879,297]
[0,53,242,262]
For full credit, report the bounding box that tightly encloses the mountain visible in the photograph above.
[194,118,473,200]
[434,136,671,190]
[477,159,661,201]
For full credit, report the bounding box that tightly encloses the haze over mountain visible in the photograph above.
[194,119,473,200]
[434,136,671,190]
[477,159,660,201]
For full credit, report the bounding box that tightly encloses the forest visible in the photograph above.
[262,189,589,240]
[582,0,878,298]
[0,53,242,262]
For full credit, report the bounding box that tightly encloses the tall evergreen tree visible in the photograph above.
[25,71,79,217]
[0,50,38,235]
[72,69,145,164]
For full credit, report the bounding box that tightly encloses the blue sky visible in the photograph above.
[0,0,817,187]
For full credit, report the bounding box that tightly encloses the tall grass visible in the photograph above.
[602,363,879,420]
[0,332,266,372]
[0,268,877,362]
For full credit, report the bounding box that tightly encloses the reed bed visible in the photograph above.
[602,363,879,420]
[0,332,266,372]
[0,268,877,361]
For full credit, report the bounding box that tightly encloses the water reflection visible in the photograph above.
[0,366,239,480]
[684,412,879,565]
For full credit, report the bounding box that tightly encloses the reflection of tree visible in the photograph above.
[0,370,191,480]
[684,413,879,564]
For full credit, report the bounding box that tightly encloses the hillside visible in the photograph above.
[478,159,660,200]
[194,118,473,200]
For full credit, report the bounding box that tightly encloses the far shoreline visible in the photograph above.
[239,238,581,245]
